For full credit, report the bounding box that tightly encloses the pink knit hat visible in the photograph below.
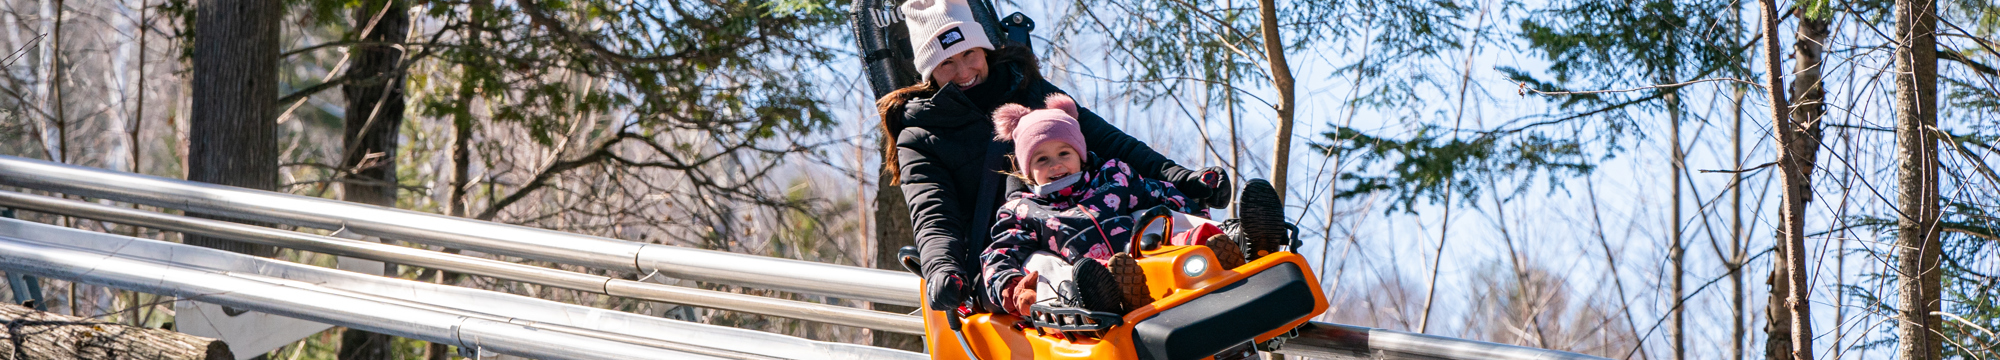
[992,94,1088,173]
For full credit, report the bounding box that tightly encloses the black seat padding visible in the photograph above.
[1130,262,1317,360]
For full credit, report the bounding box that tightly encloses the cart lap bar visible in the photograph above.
[1130,262,1317,360]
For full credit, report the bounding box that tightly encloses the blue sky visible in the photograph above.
[798,0,1994,358]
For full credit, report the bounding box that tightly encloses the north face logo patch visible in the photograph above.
[938,27,965,48]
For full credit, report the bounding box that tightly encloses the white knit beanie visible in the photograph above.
[900,0,994,81]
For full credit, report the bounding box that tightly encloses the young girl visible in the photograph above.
[978,94,1244,317]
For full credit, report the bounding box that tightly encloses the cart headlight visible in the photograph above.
[1184,254,1209,278]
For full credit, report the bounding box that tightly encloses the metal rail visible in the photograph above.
[0,155,918,306]
[0,228,750,360]
[0,190,925,334]
[1276,322,1612,360]
[0,218,925,360]
[0,155,1614,360]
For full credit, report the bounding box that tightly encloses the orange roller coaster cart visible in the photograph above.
[919,243,1328,360]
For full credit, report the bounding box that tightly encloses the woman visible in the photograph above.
[877,0,1231,312]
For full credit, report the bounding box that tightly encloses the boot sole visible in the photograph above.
[1205,234,1246,270]
[1237,179,1288,260]
[1072,259,1127,314]
[1109,254,1152,310]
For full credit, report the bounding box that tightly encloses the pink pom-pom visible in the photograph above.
[991,104,1032,140]
[1044,94,1078,119]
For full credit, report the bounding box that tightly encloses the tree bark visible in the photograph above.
[336,1,409,359]
[48,0,64,164]
[870,160,922,351]
[1729,87,1746,360]
[130,0,147,176]
[1256,0,1295,202]
[448,98,473,225]
[338,0,408,209]
[1892,0,1943,358]
[1760,0,1817,359]
[1666,89,1685,360]
[0,303,233,360]
[1775,5,1833,360]
[1764,260,1793,360]
[187,0,281,258]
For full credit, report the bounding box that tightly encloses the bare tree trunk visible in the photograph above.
[124,0,151,329]
[186,0,280,258]
[1221,0,1241,188]
[1666,89,1685,360]
[1256,0,1294,201]
[870,166,922,351]
[1764,264,1792,360]
[1416,193,1449,334]
[46,0,75,318]
[48,0,63,165]
[337,0,408,208]
[869,124,919,350]
[432,96,472,360]
[1729,87,1747,360]
[130,0,146,176]
[336,1,408,358]
[450,104,473,220]
[1760,0,1816,358]
[1892,0,1943,358]
[1227,75,1242,187]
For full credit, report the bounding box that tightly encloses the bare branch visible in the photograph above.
[1518,78,1764,97]
[1698,161,1777,174]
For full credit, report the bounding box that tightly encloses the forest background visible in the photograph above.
[0,0,1993,359]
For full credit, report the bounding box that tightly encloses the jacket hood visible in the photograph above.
[902,84,985,128]
[901,56,1039,128]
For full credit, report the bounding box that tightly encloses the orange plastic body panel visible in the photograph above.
[921,246,1329,360]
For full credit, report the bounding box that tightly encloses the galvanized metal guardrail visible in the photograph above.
[1277,322,1615,360]
[0,155,918,306]
[0,218,923,360]
[0,191,925,334]
[0,155,1613,360]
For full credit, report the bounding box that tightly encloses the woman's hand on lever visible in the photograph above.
[1175,166,1233,209]
[928,271,972,312]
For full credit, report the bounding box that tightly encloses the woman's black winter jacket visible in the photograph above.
[891,57,1193,310]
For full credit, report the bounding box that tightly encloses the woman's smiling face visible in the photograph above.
[930,48,988,89]
[1025,142,1082,185]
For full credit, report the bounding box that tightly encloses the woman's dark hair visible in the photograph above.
[875,46,1041,185]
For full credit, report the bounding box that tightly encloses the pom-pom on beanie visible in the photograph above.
[992,94,1088,173]
[901,0,995,80]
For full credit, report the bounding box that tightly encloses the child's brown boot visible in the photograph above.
[1108,253,1152,310]
[1205,234,1247,269]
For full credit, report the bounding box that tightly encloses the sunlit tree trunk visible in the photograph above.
[1782,4,1832,360]
[1729,87,1747,360]
[1666,88,1684,360]
[1892,0,1943,358]
[1758,0,1816,359]
[1257,0,1295,201]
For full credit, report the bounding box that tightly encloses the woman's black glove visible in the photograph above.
[1169,166,1233,209]
[926,271,972,311]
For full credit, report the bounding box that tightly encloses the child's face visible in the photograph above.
[1026,142,1082,185]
